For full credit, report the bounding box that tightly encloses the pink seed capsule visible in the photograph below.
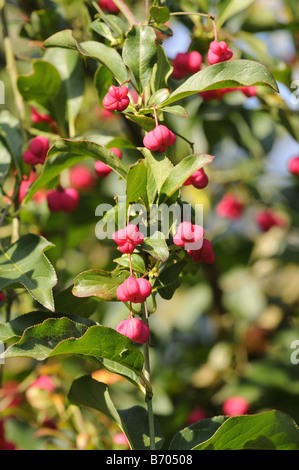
[102,85,130,112]
[222,396,250,416]
[288,156,299,176]
[143,125,176,153]
[116,276,152,303]
[183,168,209,189]
[116,317,150,344]
[98,0,119,14]
[216,193,244,220]
[187,238,215,264]
[112,224,144,254]
[0,292,5,302]
[23,136,49,166]
[173,221,205,249]
[47,187,79,213]
[207,41,233,65]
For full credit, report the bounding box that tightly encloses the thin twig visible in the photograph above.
[169,11,218,41]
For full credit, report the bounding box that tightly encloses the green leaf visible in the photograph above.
[0,110,24,168]
[158,60,279,108]
[3,320,144,375]
[43,29,129,84]
[24,138,128,203]
[158,154,214,204]
[17,60,62,104]
[150,44,173,93]
[169,416,227,450]
[122,25,157,92]
[68,376,164,450]
[43,47,85,127]
[114,253,146,274]
[72,269,130,301]
[141,232,169,262]
[139,147,174,193]
[0,311,96,343]
[94,65,114,107]
[217,0,255,29]
[0,234,57,311]
[54,286,100,318]
[125,113,156,132]
[160,105,188,118]
[193,411,299,450]
[126,160,148,205]
[154,261,186,300]
[150,6,170,24]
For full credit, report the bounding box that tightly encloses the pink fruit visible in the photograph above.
[216,194,244,220]
[241,86,257,97]
[222,396,250,416]
[173,221,205,250]
[113,433,129,446]
[98,0,119,14]
[0,292,5,302]
[116,317,150,344]
[23,136,49,166]
[207,41,233,65]
[112,224,144,254]
[102,85,130,112]
[70,165,96,191]
[288,156,299,175]
[255,209,286,232]
[143,124,176,153]
[29,376,55,393]
[186,407,207,424]
[47,187,79,213]
[19,171,46,204]
[30,106,53,124]
[187,238,215,264]
[186,51,202,74]
[117,276,152,303]
[94,147,122,178]
[183,168,209,189]
[172,51,202,79]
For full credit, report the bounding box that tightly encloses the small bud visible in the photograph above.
[116,317,150,344]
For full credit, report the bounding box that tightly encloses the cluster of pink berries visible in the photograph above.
[23,136,49,166]
[173,221,215,264]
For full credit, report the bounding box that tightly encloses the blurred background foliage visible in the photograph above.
[1,0,299,450]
